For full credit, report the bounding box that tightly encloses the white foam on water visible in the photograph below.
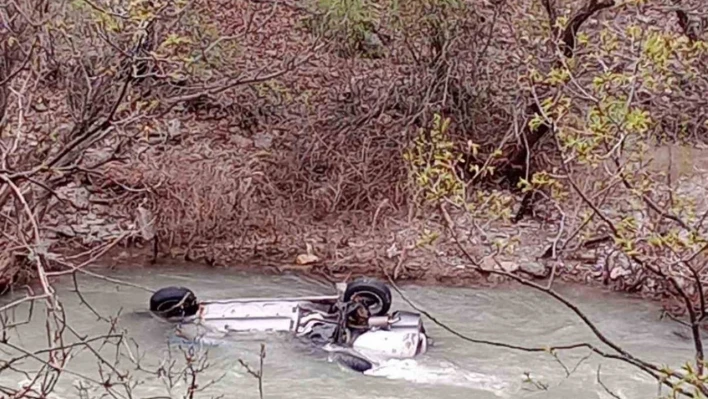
[364,358,510,396]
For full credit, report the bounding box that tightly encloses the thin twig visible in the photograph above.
[597,364,622,399]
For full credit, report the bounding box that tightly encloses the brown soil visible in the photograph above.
[84,204,644,294]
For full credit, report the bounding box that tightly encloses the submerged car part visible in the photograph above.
[149,286,199,321]
[148,278,430,373]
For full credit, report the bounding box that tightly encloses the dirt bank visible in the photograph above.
[81,204,650,295]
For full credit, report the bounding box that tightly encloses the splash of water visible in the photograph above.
[364,358,510,396]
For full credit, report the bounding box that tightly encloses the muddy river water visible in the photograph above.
[0,266,697,399]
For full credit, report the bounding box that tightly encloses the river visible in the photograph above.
[0,265,696,399]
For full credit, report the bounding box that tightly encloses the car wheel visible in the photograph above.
[343,278,392,316]
[332,352,374,373]
[149,286,199,320]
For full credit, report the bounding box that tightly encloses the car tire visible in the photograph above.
[332,352,374,373]
[149,286,199,320]
[343,278,392,316]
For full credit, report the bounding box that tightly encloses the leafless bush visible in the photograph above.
[0,0,318,285]
[266,0,497,215]
[106,138,279,261]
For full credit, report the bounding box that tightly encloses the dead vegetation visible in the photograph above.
[2,0,708,316]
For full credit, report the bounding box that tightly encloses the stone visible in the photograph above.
[480,257,496,272]
[386,243,399,259]
[230,134,253,148]
[609,266,632,280]
[33,101,48,112]
[137,206,155,240]
[498,261,519,273]
[86,218,107,225]
[296,254,320,265]
[519,262,547,277]
[253,132,273,149]
[362,32,384,55]
[167,119,181,137]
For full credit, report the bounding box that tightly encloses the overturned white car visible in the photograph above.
[148,278,431,372]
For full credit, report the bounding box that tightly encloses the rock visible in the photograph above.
[480,257,496,272]
[609,266,631,280]
[478,259,520,273]
[72,225,90,235]
[362,32,384,55]
[33,100,48,112]
[54,225,76,237]
[573,253,597,263]
[519,262,547,277]
[296,254,320,265]
[499,261,519,273]
[137,206,155,240]
[230,134,253,148]
[167,119,181,137]
[386,243,399,259]
[672,276,694,295]
[253,132,273,149]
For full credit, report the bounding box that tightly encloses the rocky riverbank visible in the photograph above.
[31,143,708,320]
